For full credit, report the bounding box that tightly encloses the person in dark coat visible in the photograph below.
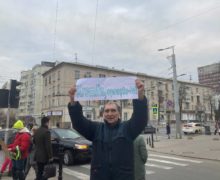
[134,135,148,180]
[166,123,171,139]
[34,117,53,180]
[68,79,148,180]
[25,125,38,178]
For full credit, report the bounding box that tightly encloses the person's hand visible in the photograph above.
[135,79,145,100]
[68,85,77,104]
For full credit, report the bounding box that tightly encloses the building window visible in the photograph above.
[151,91,154,98]
[99,74,106,77]
[57,84,60,95]
[84,72,92,78]
[75,70,80,80]
[58,71,60,80]
[185,102,190,110]
[196,96,200,104]
[49,76,51,84]
[52,99,55,107]
[86,101,91,106]
[151,81,154,88]
[165,84,168,91]
[45,78,47,86]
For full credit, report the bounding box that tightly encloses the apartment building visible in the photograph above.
[198,62,220,94]
[41,62,213,127]
[18,61,55,124]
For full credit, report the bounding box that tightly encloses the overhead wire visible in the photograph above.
[52,0,59,60]
[91,0,99,65]
[141,3,220,41]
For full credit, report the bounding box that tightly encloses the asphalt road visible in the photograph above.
[1,150,219,180]
[60,152,220,180]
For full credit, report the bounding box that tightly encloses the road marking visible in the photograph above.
[80,165,90,169]
[150,154,203,163]
[148,158,188,166]
[146,163,173,170]
[63,168,90,180]
[146,170,155,175]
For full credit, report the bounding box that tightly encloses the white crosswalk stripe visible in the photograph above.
[146,170,155,175]
[149,154,203,163]
[80,165,90,169]
[63,153,203,179]
[148,158,188,166]
[63,168,90,180]
[146,163,173,170]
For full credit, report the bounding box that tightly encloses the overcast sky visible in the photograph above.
[0,0,220,87]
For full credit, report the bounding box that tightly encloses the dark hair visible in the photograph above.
[41,117,50,126]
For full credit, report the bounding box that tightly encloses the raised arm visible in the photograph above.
[126,79,148,139]
[68,85,98,141]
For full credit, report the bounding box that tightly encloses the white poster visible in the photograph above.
[75,76,138,101]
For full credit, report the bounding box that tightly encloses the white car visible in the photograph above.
[182,122,204,134]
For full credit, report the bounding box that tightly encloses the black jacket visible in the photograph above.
[33,126,52,163]
[68,98,148,180]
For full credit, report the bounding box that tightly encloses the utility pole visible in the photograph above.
[4,80,11,144]
[158,46,182,139]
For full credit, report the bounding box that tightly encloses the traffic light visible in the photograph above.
[10,80,21,108]
[0,89,9,108]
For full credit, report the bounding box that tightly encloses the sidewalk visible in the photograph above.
[0,168,57,180]
[148,134,220,161]
[0,151,57,180]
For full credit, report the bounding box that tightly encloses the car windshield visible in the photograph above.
[54,129,81,139]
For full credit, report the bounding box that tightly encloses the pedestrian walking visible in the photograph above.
[56,122,60,128]
[166,123,171,139]
[34,117,53,180]
[134,135,148,180]
[68,79,148,180]
[8,120,31,180]
[214,121,220,135]
[24,125,38,178]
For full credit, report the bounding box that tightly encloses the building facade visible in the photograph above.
[198,62,220,94]
[18,61,55,124]
[41,62,213,128]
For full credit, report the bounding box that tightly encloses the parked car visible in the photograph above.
[0,128,17,150]
[50,128,92,165]
[182,122,204,134]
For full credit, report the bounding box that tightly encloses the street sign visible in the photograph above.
[152,104,158,115]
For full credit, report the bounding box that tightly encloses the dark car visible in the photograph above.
[0,128,17,150]
[50,128,92,165]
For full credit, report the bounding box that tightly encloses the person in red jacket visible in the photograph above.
[8,120,31,180]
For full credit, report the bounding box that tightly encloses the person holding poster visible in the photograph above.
[68,78,148,180]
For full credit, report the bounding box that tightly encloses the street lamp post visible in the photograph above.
[158,46,182,139]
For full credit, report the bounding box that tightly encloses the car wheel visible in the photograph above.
[184,132,187,135]
[63,150,74,165]
[195,130,198,134]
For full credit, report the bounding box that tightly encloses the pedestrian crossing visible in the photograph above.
[63,153,203,179]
